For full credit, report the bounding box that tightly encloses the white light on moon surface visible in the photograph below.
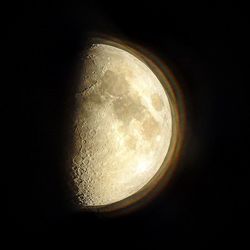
[69,38,182,211]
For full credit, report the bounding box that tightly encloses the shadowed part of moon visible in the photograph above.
[71,43,172,207]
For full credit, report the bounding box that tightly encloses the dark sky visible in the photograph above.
[7,1,249,247]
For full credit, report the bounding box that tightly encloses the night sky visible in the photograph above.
[7,1,249,247]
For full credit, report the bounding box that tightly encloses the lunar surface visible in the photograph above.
[71,43,172,207]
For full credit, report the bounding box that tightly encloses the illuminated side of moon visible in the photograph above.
[71,42,172,207]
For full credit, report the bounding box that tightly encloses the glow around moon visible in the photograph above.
[71,42,173,208]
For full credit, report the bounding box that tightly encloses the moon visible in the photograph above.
[71,42,173,208]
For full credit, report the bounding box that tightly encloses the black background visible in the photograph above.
[7,1,249,247]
